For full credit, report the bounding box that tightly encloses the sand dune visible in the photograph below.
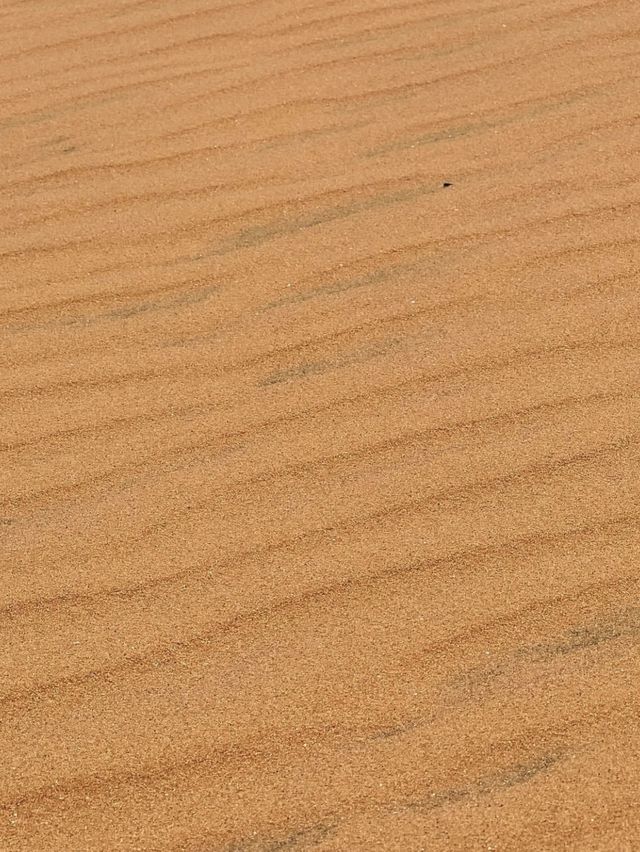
[1,0,640,849]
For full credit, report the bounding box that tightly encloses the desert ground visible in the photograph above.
[1,0,640,849]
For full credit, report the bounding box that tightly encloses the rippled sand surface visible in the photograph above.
[2,1,640,850]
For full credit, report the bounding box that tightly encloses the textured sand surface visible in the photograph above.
[2,1,640,850]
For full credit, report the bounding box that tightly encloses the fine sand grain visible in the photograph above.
[1,1,640,850]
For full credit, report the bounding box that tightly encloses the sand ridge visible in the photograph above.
[1,0,640,849]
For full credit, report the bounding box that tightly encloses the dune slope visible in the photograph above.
[1,0,640,849]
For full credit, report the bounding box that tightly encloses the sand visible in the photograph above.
[1,1,640,849]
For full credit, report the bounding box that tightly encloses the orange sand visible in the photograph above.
[1,1,640,849]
